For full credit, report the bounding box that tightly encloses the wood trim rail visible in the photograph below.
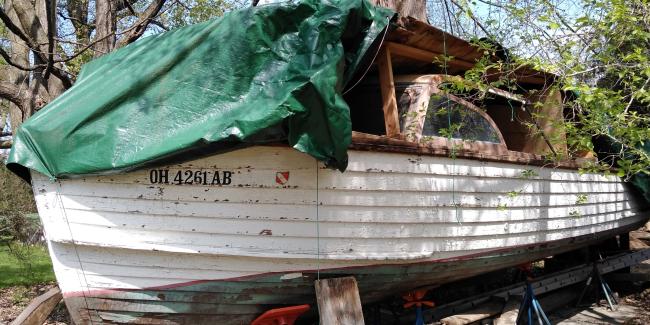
[351,131,593,170]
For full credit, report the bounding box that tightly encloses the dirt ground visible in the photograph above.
[548,281,650,325]
[549,228,650,325]
[0,284,69,325]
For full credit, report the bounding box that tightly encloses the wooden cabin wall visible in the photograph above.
[485,88,567,155]
[526,88,568,156]
[485,104,533,152]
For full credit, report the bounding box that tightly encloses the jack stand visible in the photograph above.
[516,281,552,325]
[250,304,310,325]
[576,263,618,311]
[515,264,551,325]
[403,289,435,325]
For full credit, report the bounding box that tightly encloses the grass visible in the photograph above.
[0,162,51,288]
[0,243,55,288]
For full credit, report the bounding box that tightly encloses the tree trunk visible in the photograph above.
[94,0,117,57]
[2,0,30,131]
[34,0,66,100]
[371,0,428,22]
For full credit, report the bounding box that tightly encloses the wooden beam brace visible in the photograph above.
[376,47,400,138]
[385,42,475,69]
[385,42,549,85]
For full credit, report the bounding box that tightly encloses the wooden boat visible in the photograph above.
[30,19,649,324]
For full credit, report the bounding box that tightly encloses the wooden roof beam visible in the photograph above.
[385,42,550,85]
[385,42,475,70]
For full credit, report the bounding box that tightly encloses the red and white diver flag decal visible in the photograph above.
[276,171,290,185]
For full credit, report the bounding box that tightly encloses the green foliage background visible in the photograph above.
[433,0,650,182]
[1,164,37,243]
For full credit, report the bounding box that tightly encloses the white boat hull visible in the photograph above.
[31,146,649,323]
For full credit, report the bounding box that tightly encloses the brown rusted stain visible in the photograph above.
[259,229,272,236]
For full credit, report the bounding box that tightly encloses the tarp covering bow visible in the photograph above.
[6,0,395,181]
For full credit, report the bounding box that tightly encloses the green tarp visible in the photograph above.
[7,0,394,181]
[593,135,650,204]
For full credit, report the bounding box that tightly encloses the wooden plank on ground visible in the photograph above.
[376,47,400,138]
[440,301,504,325]
[10,286,62,325]
[493,296,521,325]
[315,276,364,325]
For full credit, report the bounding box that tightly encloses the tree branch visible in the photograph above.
[624,76,650,113]
[116,0,144,13]
[4,1,72,89]
[4,1,49,63]
[57,11,93,28]
[0,82,25,110]
[0,7,37,53]
[0,46,40,71]
[150,19,169,31]
[0,140,12,149]
[123,0,137,15]
[449,0,493,38]
[44,0,57,80]
[117,0,166,47]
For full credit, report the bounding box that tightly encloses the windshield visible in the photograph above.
[423,94,502,143]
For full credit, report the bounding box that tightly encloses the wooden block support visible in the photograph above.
[10,286,62,325]
[376,47,401,138]
[314,277,365,325]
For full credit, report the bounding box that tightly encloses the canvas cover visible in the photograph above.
[7,0,394,181]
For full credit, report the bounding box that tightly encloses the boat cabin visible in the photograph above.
[345,18,589,168]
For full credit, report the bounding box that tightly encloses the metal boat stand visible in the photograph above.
[514,263,551,325]
[576,261,618,311]
[402,289,435,325]
[516,281,552,325]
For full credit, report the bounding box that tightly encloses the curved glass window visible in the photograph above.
[423,95,502,143]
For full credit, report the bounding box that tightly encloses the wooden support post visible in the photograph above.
[314,276,365,325]
[10,287,62,325]
[376,47,400,138]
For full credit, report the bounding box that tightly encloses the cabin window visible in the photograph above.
[423,95,502,144]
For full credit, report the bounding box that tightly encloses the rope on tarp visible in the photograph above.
[343,16,392,96]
